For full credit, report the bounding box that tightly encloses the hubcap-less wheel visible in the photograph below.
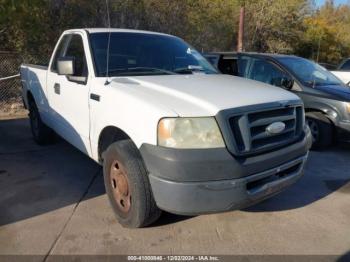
[103,140,162,227]
[306,118,319,143]
[110,160,131,213]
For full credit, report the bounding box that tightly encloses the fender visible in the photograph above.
[305,101,341,126]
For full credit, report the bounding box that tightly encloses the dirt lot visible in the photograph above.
[0,117,349,260]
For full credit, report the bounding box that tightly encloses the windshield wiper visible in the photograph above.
[126,67,177,75]
[174,65,205,74]
[102,67,177,76]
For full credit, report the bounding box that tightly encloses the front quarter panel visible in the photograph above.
[89,78,177,162]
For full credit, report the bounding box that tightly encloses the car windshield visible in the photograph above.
[89,32,218,77]
[276,57,343,87]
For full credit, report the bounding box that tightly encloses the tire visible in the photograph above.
[103,139,161,228]
[306,112,333,150]
[28,99,55,145]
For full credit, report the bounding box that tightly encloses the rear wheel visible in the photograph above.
[306,112,333,150]
[28,99,54,145]
[103,139,161,228]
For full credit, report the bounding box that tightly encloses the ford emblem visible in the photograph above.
[266,122,286,135]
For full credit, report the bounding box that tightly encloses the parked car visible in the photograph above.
[20,29,311,228]
[331,58,350,85]
[205,52,350,149]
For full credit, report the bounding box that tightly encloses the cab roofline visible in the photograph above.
[64,28,172,37]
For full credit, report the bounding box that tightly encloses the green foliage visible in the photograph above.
[244,0,311,53]
[298,3,350,64]
[0,0,51,61]
[183,0,240,52]
[0,0,350,65]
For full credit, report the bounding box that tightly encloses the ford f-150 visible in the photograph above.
[20,29,312,228]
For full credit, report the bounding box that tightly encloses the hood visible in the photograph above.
[315,84,350,101]
[111,74,301,116]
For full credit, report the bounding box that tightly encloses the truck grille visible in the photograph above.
[224,103,304,156]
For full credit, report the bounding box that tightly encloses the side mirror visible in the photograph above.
[281,77,294,90]
[57,57,74,75]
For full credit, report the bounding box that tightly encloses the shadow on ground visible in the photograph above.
[0,118,192,227]
[245,144,350,212]
[1,118,349,227]
[0,118,103,226]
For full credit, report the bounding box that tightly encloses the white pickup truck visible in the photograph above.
[20,28,312,228]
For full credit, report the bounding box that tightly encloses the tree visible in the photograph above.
[184,0,240,52]
[243,0,312,53]
[299,2,350,64]
[1,0,350,65]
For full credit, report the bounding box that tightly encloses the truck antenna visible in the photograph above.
[105,0,112,85]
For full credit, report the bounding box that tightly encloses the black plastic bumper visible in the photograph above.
[148,154,307,215]
[140,128,312,215]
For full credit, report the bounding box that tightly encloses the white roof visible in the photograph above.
[66,28,172,37]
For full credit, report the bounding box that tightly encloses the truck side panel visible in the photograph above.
[20,65,51,125]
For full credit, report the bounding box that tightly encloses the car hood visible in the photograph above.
[111,74,300,116]
[315,84,350,101]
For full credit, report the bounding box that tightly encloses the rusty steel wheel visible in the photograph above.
[110,160,131,214]
[103,140,162,228]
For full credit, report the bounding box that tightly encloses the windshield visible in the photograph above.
[89,32,218,77]
[276,57,343,87]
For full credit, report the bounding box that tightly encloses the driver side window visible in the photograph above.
[51,35,69,72]
[64,35,88,77]
[51,34,88,81]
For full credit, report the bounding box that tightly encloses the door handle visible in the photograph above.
[90,93,100,101]
[54,83,60,95]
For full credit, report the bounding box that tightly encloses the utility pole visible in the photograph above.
[237,5,245,52]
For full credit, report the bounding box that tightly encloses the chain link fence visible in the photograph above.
[0,52,49,118]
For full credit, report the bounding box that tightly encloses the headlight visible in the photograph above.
[158,117,225,149]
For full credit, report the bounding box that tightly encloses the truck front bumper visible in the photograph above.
[140,128,312,215]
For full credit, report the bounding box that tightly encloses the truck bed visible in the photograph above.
[20,64,48,110]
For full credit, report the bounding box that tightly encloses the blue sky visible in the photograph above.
[315,0,349,6]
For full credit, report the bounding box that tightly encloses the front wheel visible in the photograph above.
[103,139,161,228]
[306,112,333,150]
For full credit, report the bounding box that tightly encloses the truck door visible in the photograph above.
[47,33,91,155]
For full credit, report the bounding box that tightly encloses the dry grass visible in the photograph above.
[0,101,27,120]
